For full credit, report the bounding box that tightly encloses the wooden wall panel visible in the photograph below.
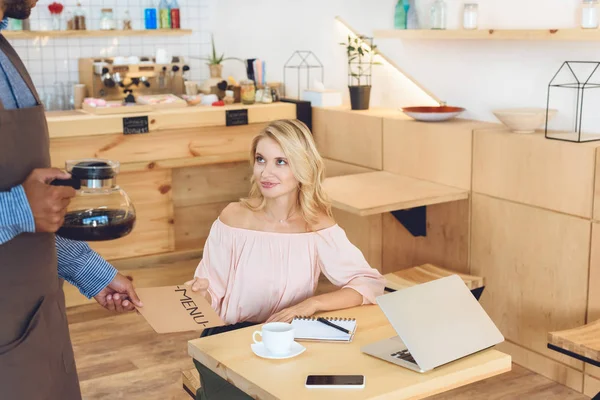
[587,222,600,380]
[312,108,383,169]
[473,129,596,218]
[381,199,470,275]
[495,341,584,392]
[595,148,600,221]
[174,202,229,251]
[333,210,382,272]
[89,169,174,260]
[383,118,483,190]
[323,158,376,178]
[172,162,251,208]
[584,374,600,397]
[471,194,590,370]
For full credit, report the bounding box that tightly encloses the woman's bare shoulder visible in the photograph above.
[311,213,337,231]
[219,201,256,228]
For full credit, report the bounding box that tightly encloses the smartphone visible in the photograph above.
[305,375,365,389]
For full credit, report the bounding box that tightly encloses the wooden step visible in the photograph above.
[384,264,485,291]
[548,319,600,367]
[182,368,201,399]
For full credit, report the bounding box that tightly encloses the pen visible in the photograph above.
[317,317,350,334]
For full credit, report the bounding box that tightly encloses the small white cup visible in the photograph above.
[253,322,294,355]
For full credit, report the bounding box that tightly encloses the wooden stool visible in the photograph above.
[548,320,600,399]
[384,264,486,300]
[182,368,201,399]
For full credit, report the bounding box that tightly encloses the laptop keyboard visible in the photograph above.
[391,349,416,364]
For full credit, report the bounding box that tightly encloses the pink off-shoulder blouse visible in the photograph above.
[193,218,386,325]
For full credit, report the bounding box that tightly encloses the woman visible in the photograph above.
[185,119,385,399]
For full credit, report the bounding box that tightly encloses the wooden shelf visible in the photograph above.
[374,28,600,41]
[3,29,192,39]
[548,319,600,366]
[385,264,485,292]
[323,171,468,216]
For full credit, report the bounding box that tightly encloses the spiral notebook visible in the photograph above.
[291,316,357,342]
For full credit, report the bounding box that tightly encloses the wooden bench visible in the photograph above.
[384,264,486,300]
[182,368,201,399]
[548,320,600,399]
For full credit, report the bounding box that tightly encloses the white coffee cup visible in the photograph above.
[252,322,295,355]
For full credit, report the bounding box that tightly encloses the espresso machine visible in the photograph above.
[79,56,190,102]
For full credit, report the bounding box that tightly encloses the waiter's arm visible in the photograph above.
[55,235,117,298]
[0,185,35,244]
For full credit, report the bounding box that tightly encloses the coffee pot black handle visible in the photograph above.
[50,178,81,190]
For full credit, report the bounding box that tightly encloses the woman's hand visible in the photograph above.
[266,298,318,323]
[184,277,212,304]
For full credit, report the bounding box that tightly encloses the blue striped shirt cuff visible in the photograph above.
[56,235,117,298]
[0,185,35,245]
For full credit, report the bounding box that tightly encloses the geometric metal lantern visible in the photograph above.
[545,61,600,143]
[282,51,324,100]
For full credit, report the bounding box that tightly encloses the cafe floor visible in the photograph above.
[66,258,590,399]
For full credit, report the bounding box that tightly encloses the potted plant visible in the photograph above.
[340,35,380,110]
[202,34,241,79]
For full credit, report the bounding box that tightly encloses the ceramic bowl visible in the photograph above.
[401,106,466,122]
[492,108,558,133]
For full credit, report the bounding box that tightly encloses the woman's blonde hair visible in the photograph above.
[240,119,333,228]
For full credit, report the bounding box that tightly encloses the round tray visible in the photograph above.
[401,106,465,122]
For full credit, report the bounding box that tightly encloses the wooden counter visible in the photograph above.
[46,103,295,138]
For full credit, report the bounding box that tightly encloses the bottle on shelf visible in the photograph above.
[394,0,408,29]
[144,0,157,30]
[430,0,447,30]
[170,0,181,29]
[159,0,171,29]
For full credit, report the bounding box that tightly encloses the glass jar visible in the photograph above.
[582,0,599,29]
[100,8,115,30]
[52,159,136,242]
[123,10,132,30]
[431,0,447,30]
[241,80,256,105]
[74,2,86,31]
[463,3,478,30]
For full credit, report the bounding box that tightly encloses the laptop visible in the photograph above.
[361,274,504,373]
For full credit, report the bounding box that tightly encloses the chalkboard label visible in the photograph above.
[123,116,149,135]
[226,109,249,127]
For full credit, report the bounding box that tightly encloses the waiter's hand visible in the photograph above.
[23,168,76,233]
[94,273,143,313]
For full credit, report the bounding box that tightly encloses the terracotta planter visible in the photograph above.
[209,64,223,79]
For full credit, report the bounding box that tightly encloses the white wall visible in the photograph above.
[213,0,600,128]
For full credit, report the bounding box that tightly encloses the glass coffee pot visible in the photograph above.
[51,159,136,241]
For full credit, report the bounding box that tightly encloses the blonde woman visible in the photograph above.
[186,119,385,400]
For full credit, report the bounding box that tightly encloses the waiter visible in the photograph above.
[0,1,143,399]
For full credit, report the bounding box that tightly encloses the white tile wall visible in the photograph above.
[5,0,213,110]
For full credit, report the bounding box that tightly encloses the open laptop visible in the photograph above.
[361,274,504,373]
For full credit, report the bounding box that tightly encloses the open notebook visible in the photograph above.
[291,316,357,342]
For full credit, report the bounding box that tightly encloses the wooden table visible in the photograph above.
[322,171,468,216]
[384,264,485,291]
[188,306,511,399]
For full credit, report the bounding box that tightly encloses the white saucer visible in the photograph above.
[251,341,306,360]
